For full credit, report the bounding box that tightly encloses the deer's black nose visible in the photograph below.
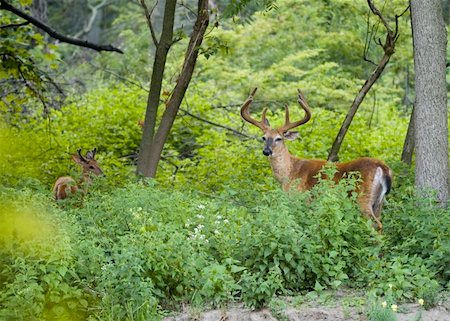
[263,149,272,156]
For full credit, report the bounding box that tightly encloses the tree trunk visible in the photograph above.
[411,0,449,204]
[145,0,209,177]
[400,103,415,165]
[32,0,47,23]
[136,0,177,177]
[327,0,399,162]
[327,53,391,162]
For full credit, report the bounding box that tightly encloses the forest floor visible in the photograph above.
[163,291,450,321]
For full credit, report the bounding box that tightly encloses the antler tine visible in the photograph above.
[240,88,270,130]
[77,149,87,162]
[284,104,290,125]
[85,148,97,160]
[279,89,312,132]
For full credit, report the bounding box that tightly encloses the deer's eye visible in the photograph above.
[89,165,95,169]
[275,137,283,142]
[261,136,266,141]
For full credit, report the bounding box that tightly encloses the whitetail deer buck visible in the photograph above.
[240,88,392,231]
[53,148,103,200]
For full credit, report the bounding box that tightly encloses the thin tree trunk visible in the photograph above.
[327,53,391,162]
[411,0,449,204]
[146,0,209,177]
[136,0,177,177]
[401,103,415,165]
[327,0,400,162]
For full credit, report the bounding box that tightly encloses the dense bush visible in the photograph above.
[2,166,449,319]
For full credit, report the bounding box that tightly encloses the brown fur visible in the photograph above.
[53,176,79,200]
[269,147,392,230]
[53,149,103,200]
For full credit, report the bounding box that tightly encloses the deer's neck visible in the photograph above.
[268,148,296,190]
[80,173,93,187]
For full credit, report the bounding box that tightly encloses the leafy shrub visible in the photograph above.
[383,195,450,283]
[364,254,440,302]
[0,188,91,321]
[240,266,284,309]
[2,168,450,318]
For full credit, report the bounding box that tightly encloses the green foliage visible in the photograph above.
[2,0,450,318]
[0,122,44,186]
[0,188,91,321]
[0,2,63,119]
[360,184,450,303]
[384,196,450,276]
[368,301,398,321]
[2,167,450,318]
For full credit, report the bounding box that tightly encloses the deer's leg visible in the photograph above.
[358,194,383,233]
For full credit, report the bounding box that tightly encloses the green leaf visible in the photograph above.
[285,253,293,262]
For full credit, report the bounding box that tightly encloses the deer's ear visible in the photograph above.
[86,148,97,160]
[283,131,299,140]
[72,154,85,164]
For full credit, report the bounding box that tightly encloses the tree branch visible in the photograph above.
[0,21,29,29]
[367,0,394,36]
[73,0,109,39]
[180,108,252,138]
[86,61,250,139]
[0,0,123,54]
[139,0,159,47]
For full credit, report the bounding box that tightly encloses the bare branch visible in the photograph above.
[87,56,251,139]
[180,108,252,138]
[367,0,393,36]
[0,21,29,29]
[87,61,149,92]
[73,0,109,39]
[17,64,49,114]
[177,1,197,17]
[0,0,123,54]
[139,0,159,47]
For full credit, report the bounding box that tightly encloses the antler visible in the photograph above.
[240,88,270,130]
[278,89,312,133]
[77,149,87,162]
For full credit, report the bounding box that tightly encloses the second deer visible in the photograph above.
[53,148,103,200]
[240,88,392,231]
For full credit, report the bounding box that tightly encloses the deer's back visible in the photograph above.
[53,176,78,200]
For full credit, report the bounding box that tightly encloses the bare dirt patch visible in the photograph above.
[164,295,450,321]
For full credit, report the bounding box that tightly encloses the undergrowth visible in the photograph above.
[1,171,450,320]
